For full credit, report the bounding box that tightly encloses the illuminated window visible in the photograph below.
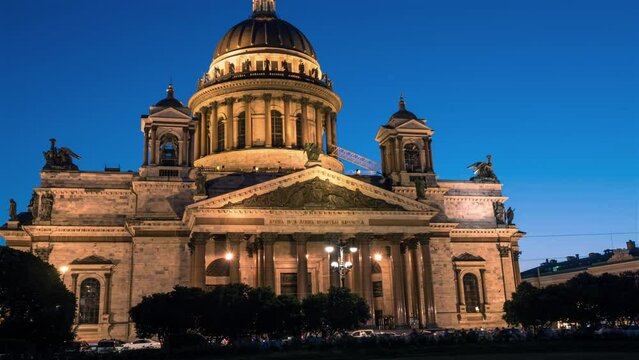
[79,278,100,324]
[463,273,481,313]
[271,111,284,147]
[404,143,421,172]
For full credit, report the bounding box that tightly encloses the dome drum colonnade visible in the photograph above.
[188,0,342,171]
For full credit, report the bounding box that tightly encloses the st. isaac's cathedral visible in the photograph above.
[1,0,524,341]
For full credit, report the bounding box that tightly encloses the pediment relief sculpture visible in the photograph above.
[223,177,405,211]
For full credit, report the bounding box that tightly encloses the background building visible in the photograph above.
[1,0,524,340]
[522,240,639,288]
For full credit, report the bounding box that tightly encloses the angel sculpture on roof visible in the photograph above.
[467,155,499,183]
[43,138,81,171]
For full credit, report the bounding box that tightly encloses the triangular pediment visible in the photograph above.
[397,119,432,131]
[149,107,192,120]
[186,166,438,214]
[223,177,405,211]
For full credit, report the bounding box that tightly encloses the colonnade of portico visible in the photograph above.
[189,232,438,328]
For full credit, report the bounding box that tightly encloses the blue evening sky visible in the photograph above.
[1,0,637,270]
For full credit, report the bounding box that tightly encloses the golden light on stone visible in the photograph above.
[374,253,383,262]
[224,252,234,261]
[59,265,70,274]
[325,246,335,254]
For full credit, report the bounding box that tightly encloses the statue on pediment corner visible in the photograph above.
[493,201,506,225]
[28,192,39,219]
[43,138,80,171]
[195,168,207,196]
[8,199,17,221]
[506,207,515,225]
[468,155,499,183]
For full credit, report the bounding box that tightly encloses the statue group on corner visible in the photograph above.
[195,168,208,196]
[468,155,499,183]
[8,199,17,221]
[303,143,322,162]
[493,201,515,226]
[43,138,81,171]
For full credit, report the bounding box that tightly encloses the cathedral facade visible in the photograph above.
[1,0,524,341]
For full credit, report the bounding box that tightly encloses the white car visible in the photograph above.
[350,330,375,338]
[121,339,162,351]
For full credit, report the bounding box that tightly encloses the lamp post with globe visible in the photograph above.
[325,240,358,288]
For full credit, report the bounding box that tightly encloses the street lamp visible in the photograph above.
[59,265,69,281]
[325,240,357,288]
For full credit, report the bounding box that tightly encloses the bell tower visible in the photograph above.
[140,84,196,179]
[375,96,436,187]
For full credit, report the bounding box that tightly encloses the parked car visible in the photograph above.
[350,330,375,338]
[63,341,91,353]
[121,339,161,351]
[95,339,124,354]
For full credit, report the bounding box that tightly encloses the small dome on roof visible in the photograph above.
[155,84,185,108]
[387,96,419,128]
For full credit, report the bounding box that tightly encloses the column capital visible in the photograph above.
[355,233,374,242]
[241,95,254,103]
[71,273,79,280]
[293,232,311,243]
[415,233,431,245]
[497,245,511,258]
[227,233,245,242]
[324,233,341,243]
[224,97,236,105]
[282,94,292,102]
[190,232,209,244]
[406,238,419,250]
[313,101,324,110]
[300,97,310,105]
[209,101,219,108]
[386,233,406,244]
[323,106,332,113]
[263,93,273,101]
[201,106,210,115]
[259,232,278,243]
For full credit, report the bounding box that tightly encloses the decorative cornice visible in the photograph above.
[188,78,342,112]
[444,196,509,203]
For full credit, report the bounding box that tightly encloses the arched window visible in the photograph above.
[295,114,303,148]
[237,112,246,149]
[404,143,422,172]
[159,134,179,166]
[79,278,100,324]
[206,258,230,277]
[463,273,481,313]
[217,118,226,151]
[271,110,284,147]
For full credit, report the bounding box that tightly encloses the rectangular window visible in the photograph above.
[373,281,384,298]
[256,61,264,71]
[271,62,279,71]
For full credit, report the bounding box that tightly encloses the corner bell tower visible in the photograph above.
[140,84,196,179]
[375,96,436,187]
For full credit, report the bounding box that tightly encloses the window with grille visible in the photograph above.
[271,111,284,147]
[79,278,100,324]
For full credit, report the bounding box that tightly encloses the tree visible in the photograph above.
[503,282,545,329]
[201,283,253,341]
[130,286,205,344]
[302,287,370,336]
[0,247,75,353]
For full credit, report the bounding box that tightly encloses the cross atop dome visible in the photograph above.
[253,0,276,17]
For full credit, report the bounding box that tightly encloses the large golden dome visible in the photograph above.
[214,16,316,60]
